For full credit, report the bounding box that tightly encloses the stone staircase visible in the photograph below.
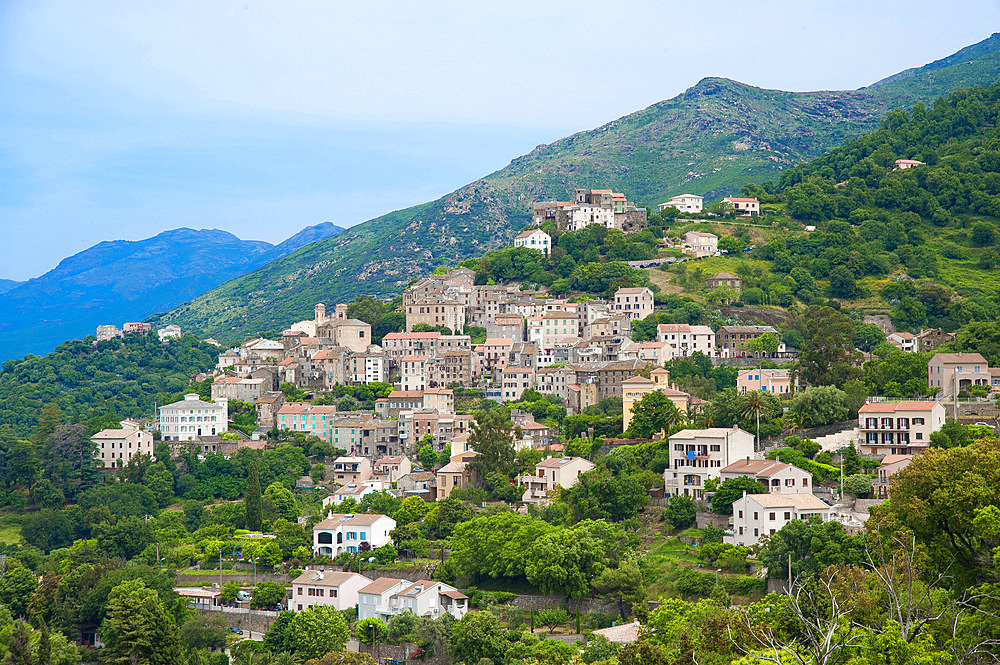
[813,426,859,452]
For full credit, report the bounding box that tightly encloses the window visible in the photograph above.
[769,512,776,521]
[738,510,743,518]
[784,512,791,520]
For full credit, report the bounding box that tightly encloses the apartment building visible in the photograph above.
[858,400,944,456]
[613,287,654,321]
[715,325,781,358]
[277,403,337,441]
[875,454,913,499]
[92,421,155,469]
[330,456,373,485]
[159,394,228,441]
[656,324,715,358]
[664,427,755,499]
[405,299,467,334]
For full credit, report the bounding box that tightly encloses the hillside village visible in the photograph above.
[59,175,1000,662]
[3,72,1000,665]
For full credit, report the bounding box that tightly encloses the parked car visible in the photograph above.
[230,627,244,635]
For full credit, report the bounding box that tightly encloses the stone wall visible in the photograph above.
[175,572,291,586]
[508,593,621,616]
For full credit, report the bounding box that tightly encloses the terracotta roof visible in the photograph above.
[359,577,410,595]
[723,197,759,203]
[929,352,988,364]
[593,621,641,643]
[293,570,370,587]
[401,355,429,362]
[483,338,514,346]
[859,401,940,413]
[315,513,391,529]
[744,493,830,510]
[881,454,914,466]
[537,456,592,469]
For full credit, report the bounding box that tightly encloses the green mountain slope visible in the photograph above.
[151,34,1000,344]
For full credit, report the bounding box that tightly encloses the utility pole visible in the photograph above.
[787,553,792,594]
[220,550,223,596]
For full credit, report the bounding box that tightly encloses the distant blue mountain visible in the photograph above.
[0,279,24,295]
[0,222,344,361]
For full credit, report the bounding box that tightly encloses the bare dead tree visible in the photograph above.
[729,570,863,665]
[865,531,953,643]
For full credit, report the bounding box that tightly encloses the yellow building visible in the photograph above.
[622,368,690,433]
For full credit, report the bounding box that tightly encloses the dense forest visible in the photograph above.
[0,335,219,435]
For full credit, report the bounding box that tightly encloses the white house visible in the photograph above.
[158,393,228,441]
[92,421,155,469]
[291,570,372,612]
[682,231,718,257]
[372,455,413,484]
[313,513,396,557]
[664,427,755,499]
[727,493,832,547]
[658,194,703,214]
[518,456,595,503]
[385,579,468,620]
[719,459,812,494]
[722,197,759,216]
[514,228,552,256]
[358,577,413,621]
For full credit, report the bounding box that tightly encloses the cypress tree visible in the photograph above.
[245,461,262,531]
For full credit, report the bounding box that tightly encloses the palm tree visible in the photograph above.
[740,390,767,450]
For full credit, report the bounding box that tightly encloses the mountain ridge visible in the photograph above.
[138,34,1000,342]
[0,222,344,360]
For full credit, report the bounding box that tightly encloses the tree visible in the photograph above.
[101,579,182,665]
[466,407,516,481]
[251,581,287,609]
[971,222,997,246]
[878,438,1000,584]
[220,581,242,603]
[853,323,886,353]
[245,461,263,531]
[788,386,851,427]
[417,443,437,470]
[712,477,768,515]
[626,392,682,439]
[664,494,697,530]
[745,333,780,356]
[0,560,37,617]
[828,266,864,299]
[758,519,866,580]
[288,605,350,661]
[354,618,387,645]
[93,516,153,560]
[304,654,377,665]
[263,482,298,522]
[740,390,767,448]
[842,474,873,497]
[798,306,862,387]
[450,611,509,665]
[179,613,229,651]
[593,561,645,618]
[535,608,570,634]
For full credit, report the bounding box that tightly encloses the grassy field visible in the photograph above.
[0,523,21,545]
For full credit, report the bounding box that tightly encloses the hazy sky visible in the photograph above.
[1,1,998,280]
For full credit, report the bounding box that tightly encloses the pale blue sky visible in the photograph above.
[1,0,998,280]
